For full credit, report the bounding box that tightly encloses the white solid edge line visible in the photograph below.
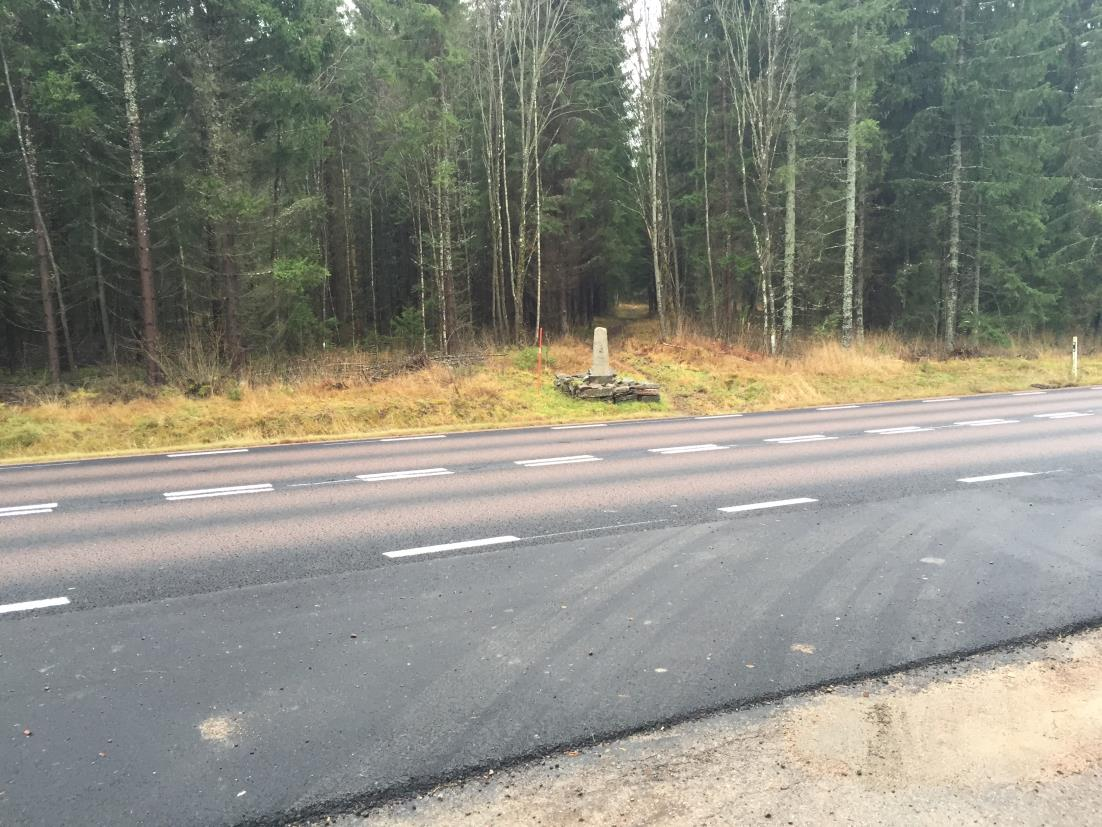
[958,471,1037,483]
[0,502,59,514]
[379,434,446,442]
[817,405,860,410]
[166,448,249,458]
[694,414,743,419]
[719,497,818,513]
[1012,391,1046,396]
[384,535,520,559]
[922,397,960,403]
[357,469,453,481]
[550,423,608,430]
[519,457,604,467]
[0,596,70,615]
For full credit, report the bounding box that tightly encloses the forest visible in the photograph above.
[1,0,1099,386]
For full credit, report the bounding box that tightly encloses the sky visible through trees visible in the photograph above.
[0,0,1099,383]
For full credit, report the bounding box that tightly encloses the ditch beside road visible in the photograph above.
[325,625,1102,827]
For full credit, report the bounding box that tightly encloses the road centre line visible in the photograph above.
[379,434,446,442]
[515,455,602,467]
[0,502,58,517]
[0,596,70,615]
[648,444,729,455]
[865,426,933,435]
[164,483,274,501]
[357,468,453,482]
[764,435,837,444]
[954,418,1018,427]
[166,448,249,458]
[719,497,818,513]
[550,423,608,430]
[817,404,860,410]
[384,535,520,559]
[958,471,1039,483]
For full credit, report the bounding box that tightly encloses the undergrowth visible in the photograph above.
[0,328,1096,462]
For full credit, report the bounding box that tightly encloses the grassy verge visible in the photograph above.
[1,329,1096,463]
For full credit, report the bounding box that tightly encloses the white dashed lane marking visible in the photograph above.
[515,455,602,468]
[764,435,837,444]
[0,502,58,517]
[1035,412,1093,419]
[164,483,274,501]
[357,468,453,482]
[167,448,249,458]
[958,471,1040,483]
[719,497,818,513]
[954,419,1018,427]
[0,596,70,615]
[384,535,520,559]
[865,426,933,435]
[648,444,729,455]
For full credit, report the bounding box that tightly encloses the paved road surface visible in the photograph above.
[2,387,1101,824]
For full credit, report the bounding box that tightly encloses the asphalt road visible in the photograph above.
[2,387,1102,824]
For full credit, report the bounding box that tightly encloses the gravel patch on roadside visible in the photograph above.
[309,626,1102,826]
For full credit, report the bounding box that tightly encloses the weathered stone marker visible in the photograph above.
[553,326,660,404]
[589,326,614,381]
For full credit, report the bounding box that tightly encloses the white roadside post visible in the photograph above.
[1072,336,1079,380]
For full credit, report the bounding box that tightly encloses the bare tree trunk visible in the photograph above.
[782,97,796,349]
[2,34,73,378]
[945,0,966,351]
[972,135,983,330]
[368,192,378,338]
[119,0,161,383]
[855,181,867,343]
[222,228,244,368]
[34,209,61,383]
[702,80,718,337]
[91,194,115,365]
[841,57,858,348]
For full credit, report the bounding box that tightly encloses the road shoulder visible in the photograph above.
[325,626,1102,826]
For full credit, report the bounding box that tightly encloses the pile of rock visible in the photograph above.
[554,373,660,403]
[553,327,660,404]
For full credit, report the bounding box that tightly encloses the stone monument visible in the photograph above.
[554,327,660,403]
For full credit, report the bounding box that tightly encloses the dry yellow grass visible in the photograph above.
[1,328,1096,463]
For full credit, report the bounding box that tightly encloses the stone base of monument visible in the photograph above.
[554,373,661,403]
[555,325,660,403]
